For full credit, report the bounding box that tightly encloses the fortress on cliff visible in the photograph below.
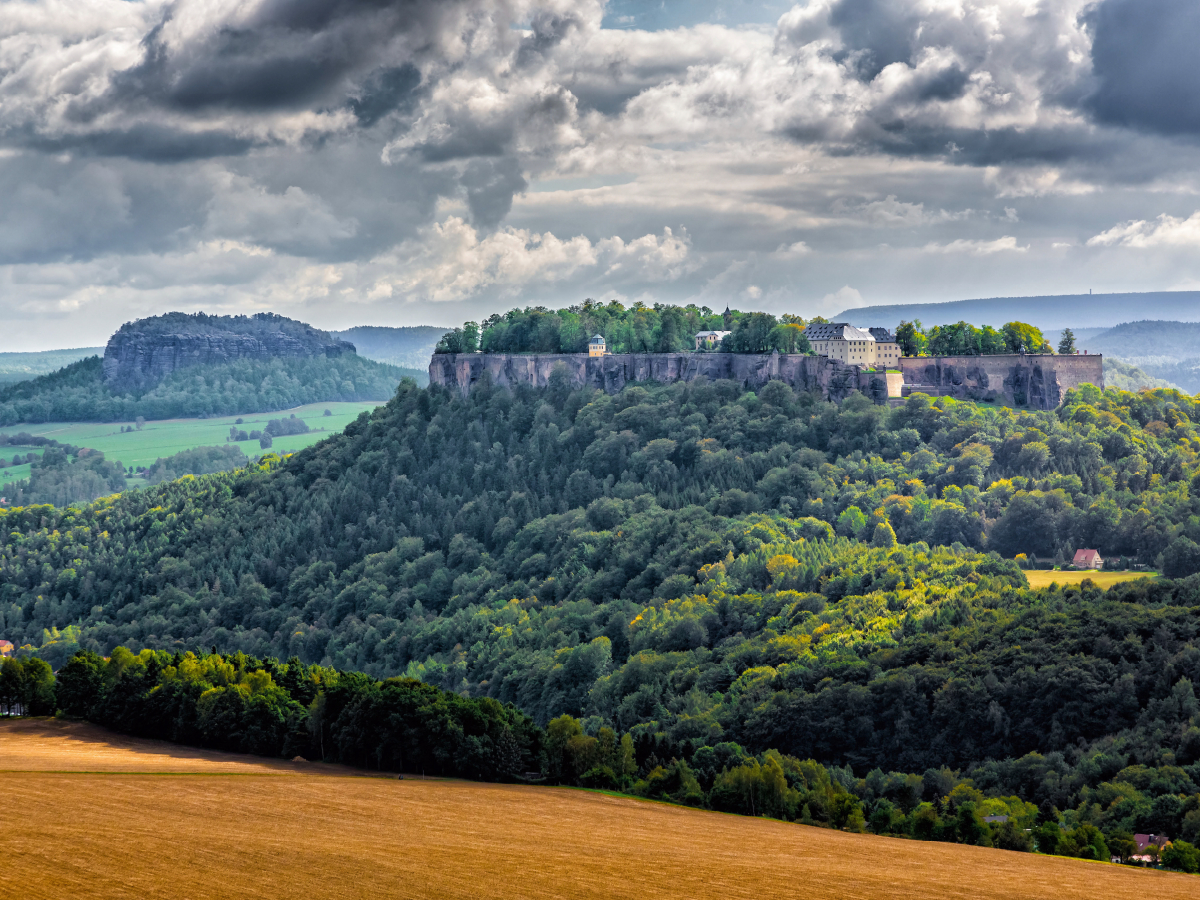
[429,350,1103,410]
[428,324,1104,411]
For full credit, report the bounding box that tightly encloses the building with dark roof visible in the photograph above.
[804,323,900,367]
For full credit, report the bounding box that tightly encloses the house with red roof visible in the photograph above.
[0,639,13,658]
[1072,548,1103,570]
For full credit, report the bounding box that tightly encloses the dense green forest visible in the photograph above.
[0,354,416,425]
[0,347,104,385]
[436,302,814,355]
[5,374,1200,866]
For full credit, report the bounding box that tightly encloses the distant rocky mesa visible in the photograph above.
[103,312,356,392]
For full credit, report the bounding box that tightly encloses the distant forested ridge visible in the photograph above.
[0,347,104,385]
[1104,358,1181,392]
[331,325,446,369]
[0,354,412,425]
[435,302,815,355]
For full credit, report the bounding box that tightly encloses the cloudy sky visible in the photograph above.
[3,0,1200,349]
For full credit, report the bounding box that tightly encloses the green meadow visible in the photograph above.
[0,401,383,478]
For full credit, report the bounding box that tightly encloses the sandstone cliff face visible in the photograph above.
[104,329,355,392]
[429,352,894,404]
[898,355,1104,409]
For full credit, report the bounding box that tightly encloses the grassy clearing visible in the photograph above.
[0,448,44,489]
[1,720,1193,900]
[0,401,381,473]
[1024,570,1157,589]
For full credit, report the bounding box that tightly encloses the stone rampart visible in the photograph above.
[429,352,897,404]
[898,354,1103,409]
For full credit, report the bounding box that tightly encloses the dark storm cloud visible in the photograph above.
[26,124,257,163]
[461,158,529,230]
[828,0,923,80]
[1086,0,1200,136]
[349,65,423,127]
[112,0,460,113]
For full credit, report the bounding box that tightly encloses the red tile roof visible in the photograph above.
[1073,549,1101,565]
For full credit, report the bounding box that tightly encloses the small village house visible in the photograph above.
[0,640,13,658]
[1133,833,1169,862]
[1072,548,1103,569]
[588,334,607,357]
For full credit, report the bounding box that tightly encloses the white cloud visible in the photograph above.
[379,217,693,302]
[832,195,970,227]
[983,166,1097,198]
[923,236,1028,254]
[1087,212,1200,249]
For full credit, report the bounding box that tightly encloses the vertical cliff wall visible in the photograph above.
[898,354,1103,409]
[429,352,896,403]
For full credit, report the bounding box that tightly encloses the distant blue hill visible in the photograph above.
[836,291,1200,330]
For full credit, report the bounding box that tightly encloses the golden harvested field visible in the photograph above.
[1,719,1195,900]
[1023,570,1156,589]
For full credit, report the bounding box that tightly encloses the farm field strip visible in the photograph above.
[1023,570,1156,589]
[0,401,382,470]
[0,720,1194,900]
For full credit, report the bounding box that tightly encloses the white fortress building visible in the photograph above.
[804,323,901,367]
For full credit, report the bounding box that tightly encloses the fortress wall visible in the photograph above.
[429,352,896,404]
[898,354,1103,409]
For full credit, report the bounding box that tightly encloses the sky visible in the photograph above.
[4,0,1200,349]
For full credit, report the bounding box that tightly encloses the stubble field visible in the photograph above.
[1023,570,1156,589]
[1,719,1194,900]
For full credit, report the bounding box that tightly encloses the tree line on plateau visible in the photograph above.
[434,302,817,356]
[434,302,1065,360]
[4,371,1200,869]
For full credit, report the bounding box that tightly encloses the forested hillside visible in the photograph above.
[0,354,411,425]
[6,375,1200,858]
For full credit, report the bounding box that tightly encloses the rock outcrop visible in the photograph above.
[103,313,355,392]
[429,352,898,404]
[898,354,1104,409]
